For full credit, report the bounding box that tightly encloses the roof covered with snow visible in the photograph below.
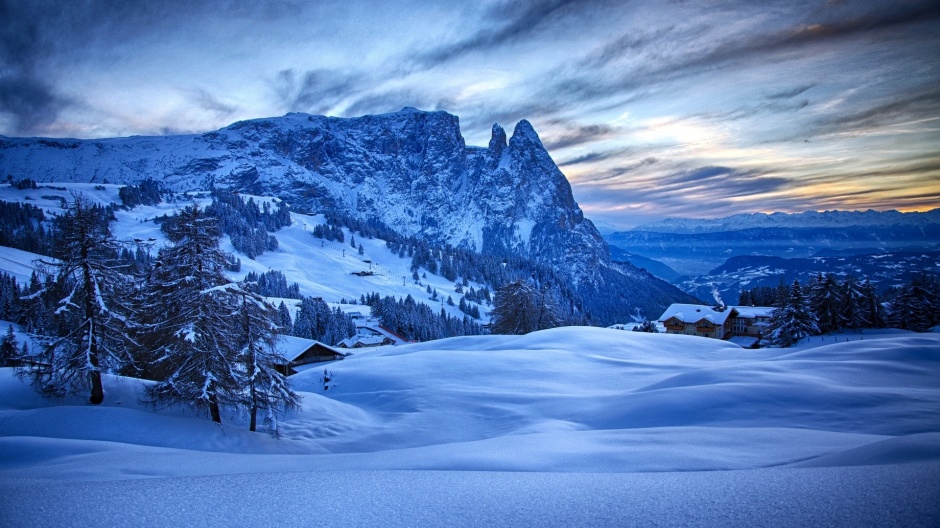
[658,304,735,325]
[275,335,338,362]
[732,306,775,319]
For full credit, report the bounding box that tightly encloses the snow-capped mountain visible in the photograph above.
[633,209,940,234]
[0,109,697,321]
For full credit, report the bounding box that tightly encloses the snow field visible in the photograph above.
[1,327,939,526]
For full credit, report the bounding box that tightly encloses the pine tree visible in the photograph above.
[808,273,841,334]
[887,275,938,332]
[769,280,819,347]
[277,301,293,332]
[490,280,560,335]
[139,205,242,423]
[860,278,883,328]
[0,324,18,367]
[838,276,866,331]
[235,289,301,434]
[26,193,136,404]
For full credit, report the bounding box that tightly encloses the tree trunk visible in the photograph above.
[89,370,104,405]
[209,393,222,423]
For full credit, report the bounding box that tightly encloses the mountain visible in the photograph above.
[0,109,697,322]
[606,223,940,277]
[634,209,940,234]
[674,251,940,306]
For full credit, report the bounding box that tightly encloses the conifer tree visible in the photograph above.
[26,193,136,404]
[860,278,883,328]
[277,301,293,332]
[490,280,560,335]
[0,324,18,367]
[139,205,241,423]
[234,288,300,434]
[809,273,841,334]
[887,275,938,332]
[839,276,866,330]
[769,280,819,347]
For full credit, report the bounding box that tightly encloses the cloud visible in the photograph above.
[272,69,365,115]
[187,88,237,117]
[341,88,456,118]
[813,88,940,133]
[409,0,582,69]
[542,123,616,150]
[766,84,815,100]
[559,148,640,167]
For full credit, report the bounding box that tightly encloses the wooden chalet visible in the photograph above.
[275,335,346,376]
[658,304,736,339]
[658,303,776,346]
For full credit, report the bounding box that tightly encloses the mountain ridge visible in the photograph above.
[0,108,698,322]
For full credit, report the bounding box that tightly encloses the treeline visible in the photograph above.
[361,292,484,342]
[0,195,300,436]
[245,270,302,299]
[205,190,291,258]
[118,177,167,208]
[768,273,939,346]
[321,212,587,325]
[0,200,55,256]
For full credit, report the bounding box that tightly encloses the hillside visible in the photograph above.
[1,327,938,525]
[0,110,698,322]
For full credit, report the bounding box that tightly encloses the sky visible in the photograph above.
[1,0,939,228]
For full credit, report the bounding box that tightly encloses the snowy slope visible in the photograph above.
[1,328,938,525]
[0,184,490,324]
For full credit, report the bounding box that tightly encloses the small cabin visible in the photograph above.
[275,335,346,376]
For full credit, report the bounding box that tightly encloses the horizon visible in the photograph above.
[2,0,938,227]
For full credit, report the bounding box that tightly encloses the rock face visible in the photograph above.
[0,108,697,320]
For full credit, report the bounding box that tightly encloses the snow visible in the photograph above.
[1,327,938,525]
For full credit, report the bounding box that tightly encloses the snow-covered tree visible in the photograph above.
[808,273,841,334]
[490,280,560,335]
[0,324,18,367]
[860,278,884,329]
[139,205,242,423]
[769,280,819,347]
[234,288,301,434]
[887,275,938,332]
[25,193,136,404]
[277,301,293,332]
[632,320,660,333]
[838,276,866,330]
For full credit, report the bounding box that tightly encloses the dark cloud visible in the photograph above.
[534,1,940,115]
[410,0,582,68]
[542,123,616,150]
[341,88,456,118]
[273,69,364,115]
[0,0,222,134]
[580,25,677,69]
[0,75,65,134]
[188,88,237,117]
[766,84,815,100]
[583,158,660,184]
[814,88,940,132]
[559,148,639,167]
[652,166,788,198]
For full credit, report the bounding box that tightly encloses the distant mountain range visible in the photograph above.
[674,251,940,306]
[605,210,940,277]
[633,209,940,234]
[0,108,697,323]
